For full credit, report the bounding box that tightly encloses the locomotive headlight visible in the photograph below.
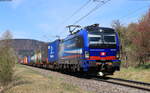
[85,51,89,58]
[116,52,120,59]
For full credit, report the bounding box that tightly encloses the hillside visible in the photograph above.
[0,39,48,58]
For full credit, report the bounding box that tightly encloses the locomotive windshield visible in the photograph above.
[88,34,102,44]
[104,35,116,43]
[88,28,117,48]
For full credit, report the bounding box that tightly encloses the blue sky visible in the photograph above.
[0,0,150,42]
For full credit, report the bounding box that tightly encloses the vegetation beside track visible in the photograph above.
[0,31,17,92]
[3,64,89,93]
[112,63,150,83]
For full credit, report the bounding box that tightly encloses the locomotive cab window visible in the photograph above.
[88,28,116,45]
[103,35,116,44]
[88,30,102,44]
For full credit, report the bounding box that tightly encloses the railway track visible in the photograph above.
[26,65,150,92]
[93,76,150,92]
[52,70,150,92]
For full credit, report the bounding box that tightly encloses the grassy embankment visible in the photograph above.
[2,63,149,93]
[3,64,89,93]
[112,63,150,83]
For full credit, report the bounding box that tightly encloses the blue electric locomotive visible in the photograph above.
[48,24,121,76]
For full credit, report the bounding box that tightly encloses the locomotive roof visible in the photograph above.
[63,27,116,41]
[85,27,115,32]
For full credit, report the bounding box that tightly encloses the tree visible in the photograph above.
[132,10,150,65]
[0,30,16,87]
[111,9,150,67]
[111,20,127,60]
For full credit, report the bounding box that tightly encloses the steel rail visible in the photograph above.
[93,77,150,92]
[108,77,150,86]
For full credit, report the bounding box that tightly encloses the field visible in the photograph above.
[1,63,150,93]
[112,63,150,83]
[2,64,89,93]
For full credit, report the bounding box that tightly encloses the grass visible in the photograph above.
[3,64,89,93]
[112,63,150,83]
[3,63,149,93]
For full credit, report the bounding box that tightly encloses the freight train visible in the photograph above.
[22,24,121,76]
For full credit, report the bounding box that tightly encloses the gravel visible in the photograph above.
[26,66,150,93]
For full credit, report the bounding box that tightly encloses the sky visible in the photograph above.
[0,0,150,42]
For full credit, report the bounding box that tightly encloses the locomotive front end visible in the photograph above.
[84,24,121,76]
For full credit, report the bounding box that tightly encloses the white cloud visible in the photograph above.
[11,0,24,9]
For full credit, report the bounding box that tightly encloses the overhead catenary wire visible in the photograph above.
[61,0,92,24]
[56,0,92,35]
[73,0,111,25]
[58,0,111,35]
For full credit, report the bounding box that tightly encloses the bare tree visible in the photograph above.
[0,30,16,88]
[111,20,127,61]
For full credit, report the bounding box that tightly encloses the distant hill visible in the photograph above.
[0,39,48,58]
